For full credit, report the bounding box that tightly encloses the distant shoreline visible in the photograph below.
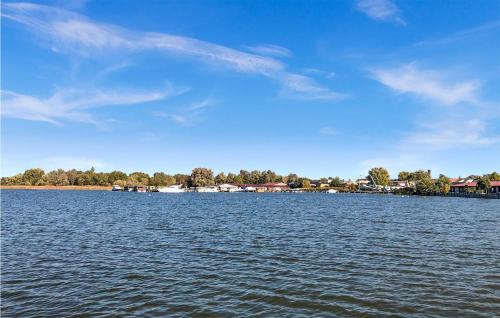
[0,185,111,191]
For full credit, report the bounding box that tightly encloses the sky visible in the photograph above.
[1,0,499,179]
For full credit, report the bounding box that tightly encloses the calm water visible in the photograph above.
[1,190,500,317]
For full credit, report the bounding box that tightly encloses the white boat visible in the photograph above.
[157,185,185,193]
[196,186,219,192]
[327,189,338,193]
[112,185,122,191]
[136,186,147,193]
[228,187,245,192]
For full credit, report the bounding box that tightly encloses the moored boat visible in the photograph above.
[157,185,185,193]
[196,186,219,192]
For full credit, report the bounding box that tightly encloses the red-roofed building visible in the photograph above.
[239,182,289,192]
[450,181,478,193]
[490,181,500,193]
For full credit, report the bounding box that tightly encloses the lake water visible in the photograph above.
[1,190,499,317]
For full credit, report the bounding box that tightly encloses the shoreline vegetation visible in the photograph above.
[1,167,499,198]
[0,185,112,191]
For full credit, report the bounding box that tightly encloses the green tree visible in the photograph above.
[66,169,80,185]
[22,168,45,185]
[151,172,175,186]
[232,175,243,184]
[261,170,278,183]
[95,172,110,186]
[190,168,215,187]
[409,170,431,181]
[477,177,491,193]
[46,169,70,186]
[174,174,190,186]
[287,173,299,184]
[128,172,150,186]
[368,167,390,186]
[416,178,434,194]
[76,172,92,186]
[250,170,262,184]
[215,172,227,184]
[436,174,451,194]
[226,173,236,184]
[300,179,311,188]
[108,171,127,184]
[239,170,251,184]
[330,177,342,187]
[487,172,500,181]
[398,171,412,181]
[1,173,24,185]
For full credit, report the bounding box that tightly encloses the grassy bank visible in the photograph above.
[0,185,112,191]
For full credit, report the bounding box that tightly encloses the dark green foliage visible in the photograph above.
[190,168,215,187]
[368,167,390,186]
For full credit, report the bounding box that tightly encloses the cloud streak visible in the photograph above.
[370,62,480,106]
[280,74,344,100]
[245,44,292,58]
[2,2,342,101]
[407,119,500,149]
[152,97,214,126]
[415,20,500,47]
[1,86,181,125]
[356,0,405,25]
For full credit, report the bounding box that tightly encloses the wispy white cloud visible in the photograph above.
[415,19,500,47]
[370,62,480,106]
[407,119,500,149]
[356,0,405,25]
[97,61,132,77]
[245,44,292,58]
[304,68,336,79]
[186,99,214,111]
[2,2,342,101]
[280,74,345,101]
[54,0,91,10]
[1,85,182,125]
[319,127,337,136]
[152,97,214,126]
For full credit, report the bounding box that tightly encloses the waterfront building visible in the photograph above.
[489,181,500,193]
[450,181,478,193]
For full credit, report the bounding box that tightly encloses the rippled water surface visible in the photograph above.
[2,190,500,317]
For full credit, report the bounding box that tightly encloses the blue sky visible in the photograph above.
[2,0,499,179]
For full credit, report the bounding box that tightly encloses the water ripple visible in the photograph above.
[2,191,500,317]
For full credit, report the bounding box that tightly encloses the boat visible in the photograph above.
[196,186,219,192]
[112,185,122,191]
[135,186,147,193]
[157,185,185,193]
[327,189,338,193]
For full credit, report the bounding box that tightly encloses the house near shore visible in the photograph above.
[450,181,477,193]
[263,182,289,191]
[239,182,289,192]
[450,181,500,194]
[390,180,410,189]
[356,178,370,185]
[491,181,500,193]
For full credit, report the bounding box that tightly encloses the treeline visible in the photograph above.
[3,167,499,193]
[0,167,316,188]
[367,167,500,195]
